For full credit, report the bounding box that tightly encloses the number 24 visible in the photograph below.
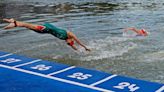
[114,82,140,92]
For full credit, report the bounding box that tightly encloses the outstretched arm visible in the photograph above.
[124,27,140,34]
[70,45,78,51]
[71,33,91,51]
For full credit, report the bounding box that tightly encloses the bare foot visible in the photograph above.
[3,18,16,29]
[3,18,15,23]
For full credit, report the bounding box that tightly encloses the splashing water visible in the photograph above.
[78,36,138,61]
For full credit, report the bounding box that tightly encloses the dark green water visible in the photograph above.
[0,0,164,83]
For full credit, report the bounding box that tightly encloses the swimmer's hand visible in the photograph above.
[85,48,91,52]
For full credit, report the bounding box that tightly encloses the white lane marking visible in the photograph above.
[13,59,42,68]
[0,53,13,58]
[156,86,164,92]
[47,66,76,76]
[90,74,117,86]
[0,64,113,92]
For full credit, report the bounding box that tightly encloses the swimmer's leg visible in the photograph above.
[3,18,42,31]
[3,18,16,29]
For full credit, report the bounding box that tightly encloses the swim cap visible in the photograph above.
[140,29,148,36]
[141,29,146,33]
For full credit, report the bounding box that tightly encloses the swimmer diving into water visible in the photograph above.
[3,18,91,51]
[124,27,148,36]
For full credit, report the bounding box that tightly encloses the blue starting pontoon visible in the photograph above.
[0,51,163,92]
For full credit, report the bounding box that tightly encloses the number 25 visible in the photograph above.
[67,72,92,80]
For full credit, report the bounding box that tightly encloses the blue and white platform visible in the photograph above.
[0,51,163,92]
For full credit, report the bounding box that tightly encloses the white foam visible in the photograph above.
[79,37,137,61]
[123,30,137,37]
[52,55,64,59]
[142,50,164,62]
